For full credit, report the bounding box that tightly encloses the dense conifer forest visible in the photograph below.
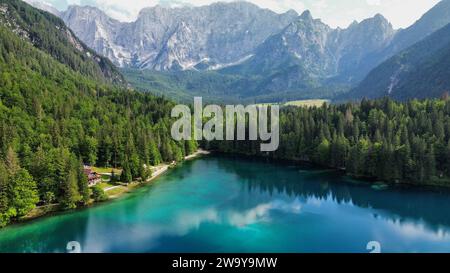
[0,1,197,227]
[206,97,450,187]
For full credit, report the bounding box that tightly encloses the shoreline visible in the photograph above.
[147,150,210,183]
[7,149,449,229]
[213,151,450,191]
[16,149,210,226]
[106,149,210,199]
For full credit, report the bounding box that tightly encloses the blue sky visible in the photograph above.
[29,0,441,28]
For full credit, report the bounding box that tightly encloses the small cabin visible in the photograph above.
[83,166,101,186]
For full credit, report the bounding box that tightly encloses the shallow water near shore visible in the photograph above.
[1,156,450,253]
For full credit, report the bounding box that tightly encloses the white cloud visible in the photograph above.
[371,0,441,29]
[33,0,442,28]
[366,0,381,6]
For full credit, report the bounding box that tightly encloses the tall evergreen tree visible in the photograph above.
[8,169,39,217]
[77,159,90,205]
[0,161,10,227]
[60,169,81,210]
[120,162,132,183]
[5,147,20,177]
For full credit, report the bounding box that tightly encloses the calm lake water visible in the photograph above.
[1,156,450,253]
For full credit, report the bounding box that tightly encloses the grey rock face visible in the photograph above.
[61,6,127,66]
[331,14,396,82]
[52,1,400,98]
[59,2,298,70]
[229,11,395,92]
[32,1,396,80]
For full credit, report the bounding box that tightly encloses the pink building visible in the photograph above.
[83,166,101,186]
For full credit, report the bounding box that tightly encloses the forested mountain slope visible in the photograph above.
[0,0,124,84]
[346,23,450,100]
[0,0,196,227]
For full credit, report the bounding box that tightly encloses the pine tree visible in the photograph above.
[97,135,113,167]
[120,162,132,183]
[425,144,436,179]
[316,139,330,165]
[347,146,359,176]
[5,147,20,176]
[161,140,174,162]
[80,136,98,166]
[149,139,162,166]
[172,142,183,162]
[60,169,81,210]
[77,159,90,205]
[8,169,39,217]
[110,169,117,183]
[129,153,140,179]
[29,146,49,200]
[138,160,151,182]
[0,161,10,227]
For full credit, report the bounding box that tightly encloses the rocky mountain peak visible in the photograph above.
[58,2,299,70]
[377,0,450,62]
[283,9,298,17]
[299,10,313,21]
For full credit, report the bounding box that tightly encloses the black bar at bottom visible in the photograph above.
[1,253,446,272]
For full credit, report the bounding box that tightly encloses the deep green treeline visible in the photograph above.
[0,23,197,227]
[207,98,450,186]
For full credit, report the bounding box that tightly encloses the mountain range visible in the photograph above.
[60,2,298,71]
[220,10,395,98]
[56,3,396,79]
[25,0,450,102]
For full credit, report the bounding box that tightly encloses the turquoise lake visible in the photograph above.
[1,155,450,253]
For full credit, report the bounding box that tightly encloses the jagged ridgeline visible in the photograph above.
[56,0,450,103]
[0,0,124,84]
[345,23,450,101]
[0,0,197,227]
[341,0,450,101]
